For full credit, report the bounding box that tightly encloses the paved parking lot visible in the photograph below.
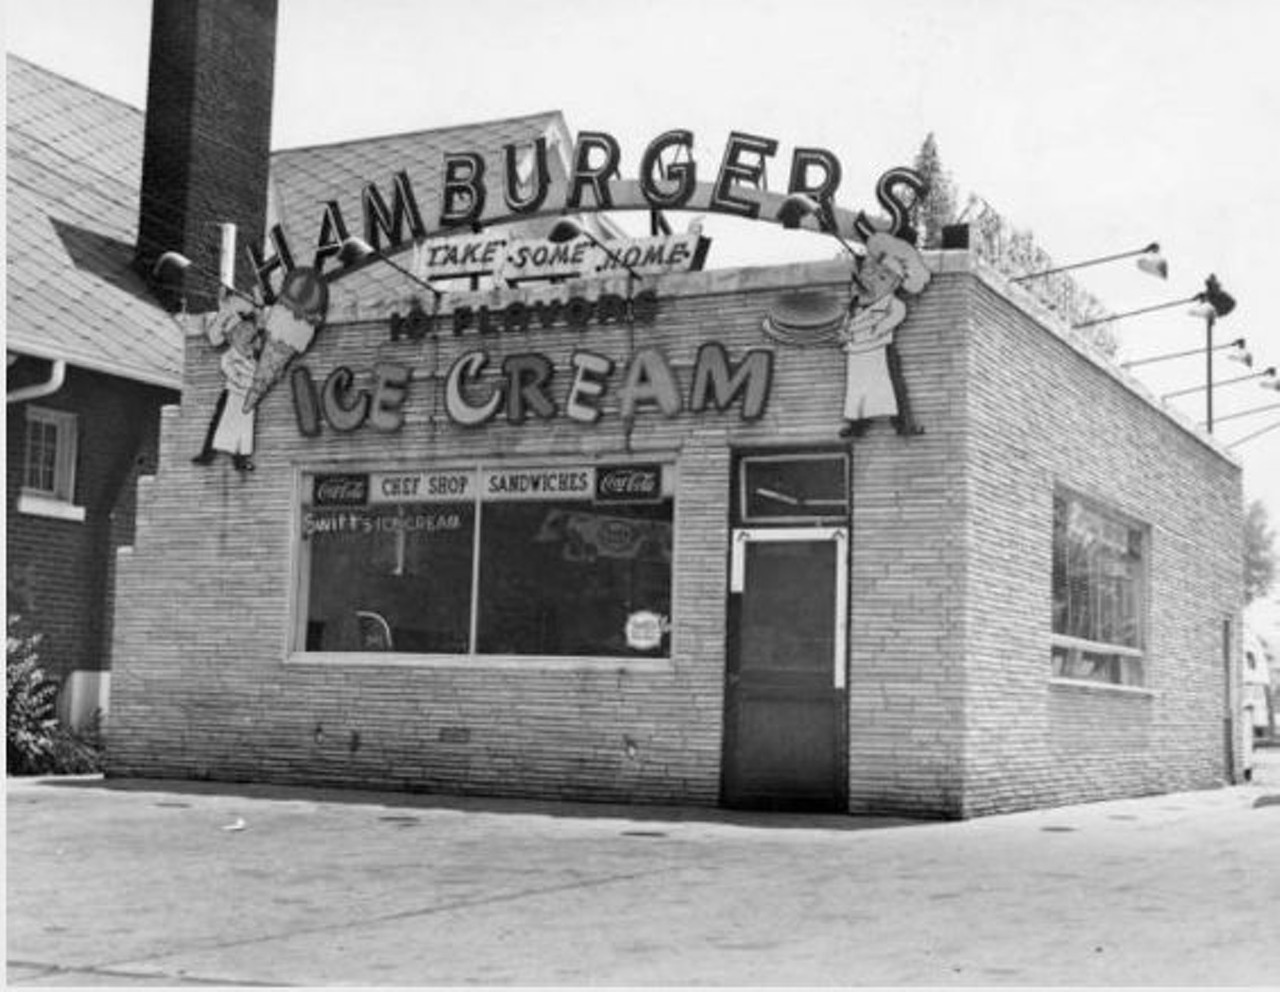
[8,751,1280,986]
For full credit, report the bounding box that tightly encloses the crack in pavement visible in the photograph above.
[9,958,284,986]
[85,863,689,975]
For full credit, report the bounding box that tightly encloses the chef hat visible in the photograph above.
[865,233,931,295]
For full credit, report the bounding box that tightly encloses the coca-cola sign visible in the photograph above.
[595,464,663,503]
[312,473,370,506]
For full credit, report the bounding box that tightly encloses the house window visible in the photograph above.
[18,407,84,521]
[297,462,674,659]
[1051,492,1147,686]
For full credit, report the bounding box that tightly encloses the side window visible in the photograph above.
[1050,492,1147,686]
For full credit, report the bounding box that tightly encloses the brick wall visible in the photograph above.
[7,366,171,687]
[958,269,1242,815]
[135,0,277,307]
[107,255,1239,817]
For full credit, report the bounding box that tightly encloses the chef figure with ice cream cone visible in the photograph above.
[192,266,328,472]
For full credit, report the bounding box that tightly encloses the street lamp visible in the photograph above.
[1078,275,1236,432]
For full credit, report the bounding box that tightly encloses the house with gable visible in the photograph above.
[7,0,582,730]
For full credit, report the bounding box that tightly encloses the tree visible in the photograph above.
[1245,499,1277,603]
[912,133,958,249]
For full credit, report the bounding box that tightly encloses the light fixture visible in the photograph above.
[1074,275,1234,331]
[1225,419,1280,448]
[1201,401,1280,428]
[1226,347,1254,368]
[1093,275,1237,433]
[1161,367,1276,400]
[778,193,863,257]
[778,192,870,296]
[151,250,260,307]
[1011,242,1167,283]
[1121,338,1246,369]
[339,236,442,301]
[546,218,643,280]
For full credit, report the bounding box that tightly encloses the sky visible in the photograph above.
[6,0,1280,623]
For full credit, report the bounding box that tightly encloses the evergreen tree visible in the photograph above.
[912,133,958,249]
[1246,499,1277,603]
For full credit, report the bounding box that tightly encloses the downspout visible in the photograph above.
[7,358,67,404]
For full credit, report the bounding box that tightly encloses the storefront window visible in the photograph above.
[1050,492,1146,686]
[298,464,673,659]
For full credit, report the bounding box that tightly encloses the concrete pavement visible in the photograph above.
[8,751,1280,986]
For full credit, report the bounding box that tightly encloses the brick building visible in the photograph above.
[106,194,1245,814]
[51,0,1240,817]
[7,54,182,726]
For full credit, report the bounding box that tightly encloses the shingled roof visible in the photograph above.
[7,54,183,390]
[7,54,577,388]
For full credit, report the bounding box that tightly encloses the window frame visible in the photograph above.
[18,406,85,522]
[288,458,678,670]
[735,450,849,526]
[1049,488,1149,688]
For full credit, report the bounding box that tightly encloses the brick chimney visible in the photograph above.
[134,0,278,312]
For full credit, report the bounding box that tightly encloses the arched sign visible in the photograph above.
[249,129,926,296]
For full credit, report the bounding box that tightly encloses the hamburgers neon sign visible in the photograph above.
[250,128,925,295]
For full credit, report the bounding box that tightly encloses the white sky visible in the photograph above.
[6,0,1279,577]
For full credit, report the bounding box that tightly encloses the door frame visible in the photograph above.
[729,526,849,689]
[722,526,850,809]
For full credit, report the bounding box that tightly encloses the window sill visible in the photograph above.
[1049,677,1156,699]
[17,493,86,522]
[285,651,675,674]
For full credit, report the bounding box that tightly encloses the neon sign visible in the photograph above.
[249,129,925,297]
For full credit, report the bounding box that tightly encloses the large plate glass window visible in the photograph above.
[1051,492,1147,686]
[298,463,673,659]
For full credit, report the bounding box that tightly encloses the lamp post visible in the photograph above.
[1196,275,1237,433]
[1078,275,1236,432]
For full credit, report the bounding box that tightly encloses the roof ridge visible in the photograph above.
[6,53,144,116]
[271,109,568,156]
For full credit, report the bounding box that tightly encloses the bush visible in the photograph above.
[7,615,102,775]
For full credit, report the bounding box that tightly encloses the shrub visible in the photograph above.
[7,615,102,775]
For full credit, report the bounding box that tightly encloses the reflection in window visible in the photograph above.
[477,500,672,657]
[1051,493,1146,686]
[740,453,847,522]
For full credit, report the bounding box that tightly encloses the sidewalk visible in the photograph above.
[8,754,1280,987]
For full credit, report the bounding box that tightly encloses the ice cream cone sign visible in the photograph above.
[243,267,329,413]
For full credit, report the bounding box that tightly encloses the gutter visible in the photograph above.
[7,357,67,404]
